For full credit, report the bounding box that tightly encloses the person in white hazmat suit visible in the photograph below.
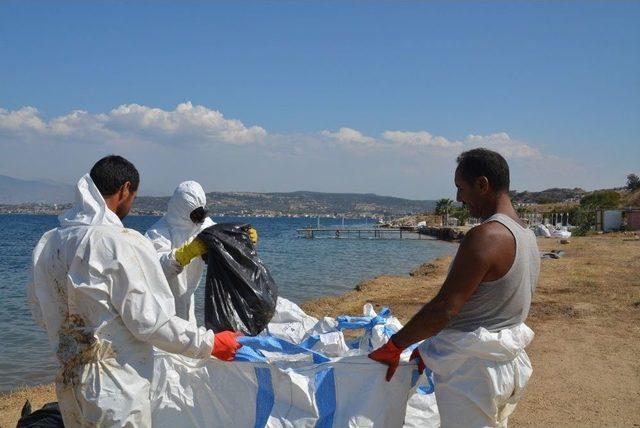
[370,148,540,427]
[27,156,241,427]
[145,181,258,327]
[144,181,215,326]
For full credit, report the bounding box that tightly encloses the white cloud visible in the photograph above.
[0,102,267,146]
[0,107,47,134]
[321,127,377,146]
[0,102,585,198]
[108,102,267,145]
[464,132,541,159]
[382,130,462,149]
[49,110,114,140]
[0,104,543,161]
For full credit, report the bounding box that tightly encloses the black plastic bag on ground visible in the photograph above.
[17,400,64,427]
[198,223,278,336]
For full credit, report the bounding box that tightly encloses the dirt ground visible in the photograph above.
[1,234,639,427]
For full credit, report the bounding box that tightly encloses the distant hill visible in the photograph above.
[0,174,436,216]
[135,191,438,217]
[510,188,587,204]
[8,173,631,216]
[0,175,74,204]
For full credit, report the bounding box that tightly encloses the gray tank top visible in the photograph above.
[445,213,540,332]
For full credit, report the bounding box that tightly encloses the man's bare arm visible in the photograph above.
[391,225,496,348]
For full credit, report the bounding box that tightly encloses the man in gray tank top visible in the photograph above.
[370,148,540,427]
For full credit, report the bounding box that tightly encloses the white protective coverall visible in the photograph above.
[419,323,534,427]
[144,181,215,326]
[27,174,215,427]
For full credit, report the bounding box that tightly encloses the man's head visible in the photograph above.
[454,148,510,218]
[90,155,140,219]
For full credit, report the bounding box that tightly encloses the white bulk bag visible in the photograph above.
[151,299,440,427]
[151,347,417,427]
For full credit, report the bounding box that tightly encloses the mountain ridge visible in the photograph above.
[0,175,75,204]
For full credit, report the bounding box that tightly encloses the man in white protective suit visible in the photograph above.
[145,181,258,327]
[370,148,540,427]
[27,156,241,427]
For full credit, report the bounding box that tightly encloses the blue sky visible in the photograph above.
[1,1,638,199]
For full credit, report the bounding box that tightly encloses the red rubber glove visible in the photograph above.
[410,348,425,375]
[211,331,242,361]
[368,337,406,381]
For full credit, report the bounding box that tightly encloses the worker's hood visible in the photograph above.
[59,174,123,228]
[165,181,209,246]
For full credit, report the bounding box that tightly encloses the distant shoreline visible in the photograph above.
[0,211,388,220]
[0,187,438,219]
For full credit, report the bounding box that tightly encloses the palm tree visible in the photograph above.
[435,198,454,226]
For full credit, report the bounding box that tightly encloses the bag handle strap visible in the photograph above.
[236,335,331,363]
[336,307,390,330]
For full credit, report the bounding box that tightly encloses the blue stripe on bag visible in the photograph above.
[314,367,336,428]
[411,367,435,395]
[336,307,390,331]
[299,335,320,350]
[237,335,331,363]
[411,369,421,387]
[254,367,275,428]
[346,338,360,349]
[418,368,435,395]
[236,345,269,362]
[382,325,398,337]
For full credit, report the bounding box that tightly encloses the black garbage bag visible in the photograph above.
[198,223,278,336]
[17,400,64,428]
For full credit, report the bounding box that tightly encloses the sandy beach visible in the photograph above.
[2,234,639,427]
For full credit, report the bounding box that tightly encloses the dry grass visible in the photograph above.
[302,257,450,322]
[2,235,639,427]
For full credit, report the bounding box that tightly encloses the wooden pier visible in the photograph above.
[296,227,426,240]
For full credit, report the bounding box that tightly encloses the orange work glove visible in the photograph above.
[410,348,425,375]
[211,331,242,361]
[368,337,406,381]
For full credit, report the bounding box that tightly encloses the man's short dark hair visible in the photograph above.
[456,148,510,192]
[90,155,140,196]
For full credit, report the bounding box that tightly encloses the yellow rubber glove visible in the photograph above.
[247,227,258,245]
[175,238,208,267]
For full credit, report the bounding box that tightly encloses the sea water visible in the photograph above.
[0,214,456,392]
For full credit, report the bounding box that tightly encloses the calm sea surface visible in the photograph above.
[0,214,456,392]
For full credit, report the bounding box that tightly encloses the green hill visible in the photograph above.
[510,188,586,204]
